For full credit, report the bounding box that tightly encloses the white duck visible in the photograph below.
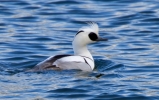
[33,22,108,72]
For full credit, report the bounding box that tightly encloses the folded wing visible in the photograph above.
[31,55,92,72]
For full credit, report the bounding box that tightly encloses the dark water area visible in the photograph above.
[0,0,159,100]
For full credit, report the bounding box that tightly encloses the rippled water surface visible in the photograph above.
[0,0,159,100]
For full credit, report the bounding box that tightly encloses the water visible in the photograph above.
[0,0,159,99]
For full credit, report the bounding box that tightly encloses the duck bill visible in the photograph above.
[96,37,108,41]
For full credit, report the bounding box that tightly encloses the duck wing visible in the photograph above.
[31,55,93,72]
[31,54,72,71]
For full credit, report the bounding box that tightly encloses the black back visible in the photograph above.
[48,54,72,62]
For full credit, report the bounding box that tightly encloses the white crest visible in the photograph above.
[79,22,99,34]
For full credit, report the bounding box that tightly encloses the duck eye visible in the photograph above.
[89,32,98,41]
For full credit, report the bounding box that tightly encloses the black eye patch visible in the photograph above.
[89,32,98,41]
[75,30,84,36]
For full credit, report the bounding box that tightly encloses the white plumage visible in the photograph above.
[32,22,107,72]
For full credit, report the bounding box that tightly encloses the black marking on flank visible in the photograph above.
[84,58,91,67]
[89,32,98,41]
[75,30,84,36]
[81,56,93,62]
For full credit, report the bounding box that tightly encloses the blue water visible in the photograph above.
[0,0,159,99]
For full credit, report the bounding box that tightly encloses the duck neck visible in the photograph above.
[73,44,93,61]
